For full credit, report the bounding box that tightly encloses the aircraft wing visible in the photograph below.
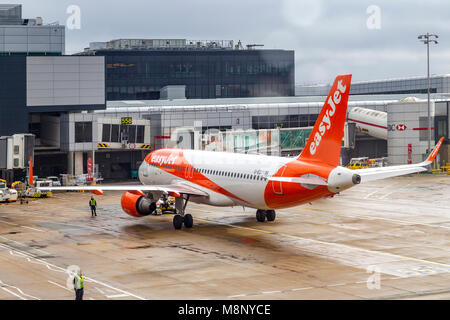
[36,184,209,197]
[353,137,444,183]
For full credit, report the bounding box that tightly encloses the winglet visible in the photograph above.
[426,137,444,163]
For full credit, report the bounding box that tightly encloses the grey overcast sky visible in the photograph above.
[16,0,450,85]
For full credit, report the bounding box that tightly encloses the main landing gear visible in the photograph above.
[256,209,276,222]
[173,195,193,230]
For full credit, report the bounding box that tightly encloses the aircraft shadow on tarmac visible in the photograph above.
[119,212,309,259]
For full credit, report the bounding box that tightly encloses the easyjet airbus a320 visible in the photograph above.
[40,75,444,229]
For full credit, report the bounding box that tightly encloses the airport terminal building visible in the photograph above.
[79,39,295,100]
[1,4,449,183]
[296,75,450,96]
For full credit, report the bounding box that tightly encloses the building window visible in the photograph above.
[102,124,111,142]
[75,122,92,143]
[111,124,120,142]
[136,126,145,143]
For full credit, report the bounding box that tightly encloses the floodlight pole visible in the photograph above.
[418,33,438,154]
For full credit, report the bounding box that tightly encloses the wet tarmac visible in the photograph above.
[0,174,449,300]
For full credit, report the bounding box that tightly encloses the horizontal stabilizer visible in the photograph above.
[354,137,444,183]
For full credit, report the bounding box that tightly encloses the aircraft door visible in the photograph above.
[272,165,287,195]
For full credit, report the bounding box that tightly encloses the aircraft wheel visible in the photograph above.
[173,215,183,230]
[266,210,276,222]
[184,214,193,228]
[256,210,266,222]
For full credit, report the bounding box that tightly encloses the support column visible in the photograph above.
[74,151,83,176]
[67,151,74,175]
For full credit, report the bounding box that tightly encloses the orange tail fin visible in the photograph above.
[298,74,352,166]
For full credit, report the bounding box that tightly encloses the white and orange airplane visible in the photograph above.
[39,74,444,229]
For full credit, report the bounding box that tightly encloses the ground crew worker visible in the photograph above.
[73,269,84,300]
[89,196,97,217]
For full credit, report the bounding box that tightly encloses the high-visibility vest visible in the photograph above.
[75,275,84,289]
[90,199,96,206]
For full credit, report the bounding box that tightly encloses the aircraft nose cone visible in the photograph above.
[352,174,361,185]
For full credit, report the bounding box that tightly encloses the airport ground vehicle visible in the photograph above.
[347,157,388,169]
[47,176,61,187]
[346,157,371,170]
[37,75,444,230]
[27,179,53,198]
[155,196,176,215]
[0,179,18,202]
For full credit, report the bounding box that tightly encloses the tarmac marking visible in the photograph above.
[0,220,18,226]
[304,207,450,231]
[1,287,26,300]
[227,294,247,298]
[48,280,71,292]
[379,182,414,199]
[0,241,147,300]
[21,226,44,232]
[106,293,130,298]
[0,235,52,256]
[0,218,44,232]
[95,287,106,294]
[195,217,450,276]
[364,190,381,199]
[0,280,40,300]
[360,182,399,199]
[327,283,347,287]
[261,290,281,294]
[292,287,313,291]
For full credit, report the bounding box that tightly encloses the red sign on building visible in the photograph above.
[87,157,93,181]
[407,144,412,164]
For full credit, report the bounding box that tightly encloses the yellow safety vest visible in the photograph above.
[90,199,96,206]
[75,275,84,289]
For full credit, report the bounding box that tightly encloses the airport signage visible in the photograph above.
[121,117,133,125]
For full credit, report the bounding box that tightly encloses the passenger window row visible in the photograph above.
[150,161,267,181]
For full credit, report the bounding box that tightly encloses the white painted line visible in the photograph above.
[0,221,18,226]
[327,283,347,287]
[228,294,247,298]
[14,288,40,300]
[21,226,43,232]
[0,235,52,256]
[106,293,130,299]
[355,280,367,284]
[95,287,105,295]
[262,290,281,294]
[292,287,313,291]
[48,280,71,292]
[2,287,26,300]
[364,190,380,199]
[0,243,147,300]
[379,191,394,200]
[0,280,39,300]
[196,217,450,275]
[379,182,412,200]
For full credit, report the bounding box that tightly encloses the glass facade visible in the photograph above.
[75,122,93,143]
[94,49,294,100]
[252,114,318,130]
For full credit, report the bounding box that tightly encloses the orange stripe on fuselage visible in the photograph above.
[145,149,249,204]
[264,159,335,209]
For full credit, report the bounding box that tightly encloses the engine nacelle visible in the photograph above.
[121,191,156,217]
[327,166,361,194]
